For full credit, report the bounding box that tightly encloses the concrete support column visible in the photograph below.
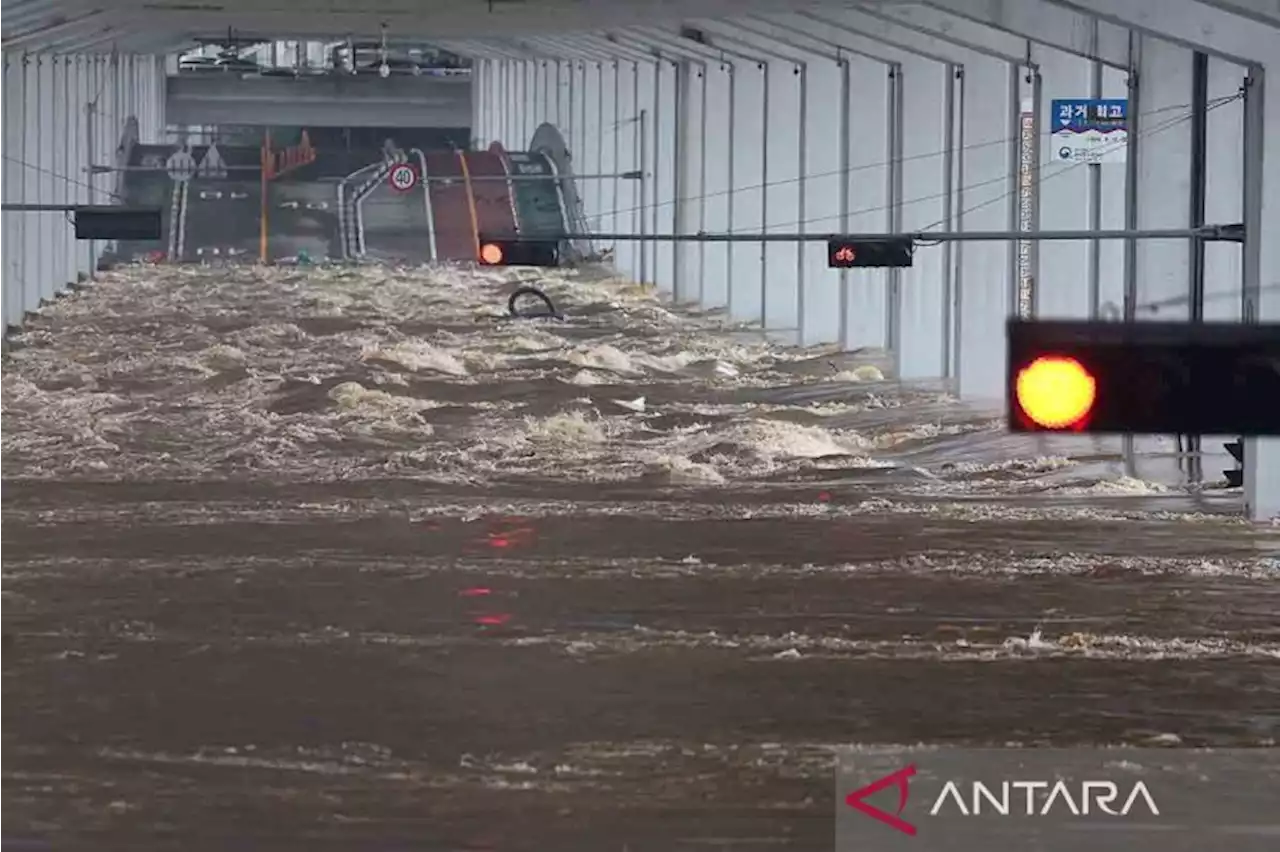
[613,60,639,279]
[672,59,706,304]
[480,57,494,145]
[524,60,537,143]
[704,61,735,310]
[1245,62,1280,521]
[50,56,69,296]
[104,56,119,191]
[529,59,545,135]
[491,58,504,147]
[570,61,588,204]
[762,58,803,338]
[159,54,168,134]
[70,56,90,282]
[556,61,572,145]
[598,61,619,241]
[1130,36,1194,322]
[537,60,552,129]
[489,60,502,146]
[953,58,1019,401]
[728,62,765,324]
[1204,56,1247,323]
[1033,46,1103,320]
[650,59,679,290]
[704,22,848,346]
[629,58,659,284]
[473,58,486,143]
[581,62,604,237]
[23,54,42,311]
[896,56,954,382]
[797,56,844,346]
[123,55,136,141]
[840,54,893,352]
[2,54,26,330]
[505,57,518,146]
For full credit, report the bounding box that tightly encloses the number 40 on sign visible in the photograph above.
[388,164,419,192]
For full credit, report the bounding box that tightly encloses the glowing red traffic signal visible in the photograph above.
[1014,355,1097,430]
[475,238,560,267]
[827,237,913,268]
[1007,320,1280,435]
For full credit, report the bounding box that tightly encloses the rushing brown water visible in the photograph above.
[3,264,1278,851]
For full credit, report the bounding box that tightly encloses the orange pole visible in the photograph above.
[259,129,271,264]
[455,150,482,259]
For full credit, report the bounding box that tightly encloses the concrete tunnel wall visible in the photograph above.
[468,14,1251,409]
[2,52,168,334]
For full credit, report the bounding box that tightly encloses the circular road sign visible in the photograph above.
[388,163,419,192]
[166,148,197,182]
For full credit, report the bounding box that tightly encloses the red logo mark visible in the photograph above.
[845,764,918,836]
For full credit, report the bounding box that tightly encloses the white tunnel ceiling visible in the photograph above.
[1,0,882,54]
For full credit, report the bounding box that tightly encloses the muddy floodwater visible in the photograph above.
[3,264,1278,851]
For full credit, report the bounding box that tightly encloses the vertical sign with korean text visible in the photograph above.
[1051,98,1128,165]
[1017,102,1037,319]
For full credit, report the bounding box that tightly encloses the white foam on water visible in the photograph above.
[0,262,1253,525]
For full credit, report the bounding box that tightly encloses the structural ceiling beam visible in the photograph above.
[687,20,815,63]
[623,25,775,65]
[922,0,1131,69]
[519,36,610,61]
[610,30,710,64]
[802,7,992,65]
[754,12,941,66]
[587,34,664,63]
[732,17,848,63]
[861,3,1032,64]
[1194,0,1280,27]
[1,11,109,51]
[1050,0,1275,63]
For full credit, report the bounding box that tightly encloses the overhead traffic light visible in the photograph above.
[827,237,914,269]
[73,206,163,241]
[1006,319,1280,435]
[477,238,560,267]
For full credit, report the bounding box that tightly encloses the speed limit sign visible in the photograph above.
[388,163,419,192]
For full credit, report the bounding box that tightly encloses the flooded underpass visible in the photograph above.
[3,264,1278,851]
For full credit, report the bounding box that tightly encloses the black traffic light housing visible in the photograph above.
[477,238,561,268]
[827,236,914,269]
[1007,319,1280,435]
[73,206,163,241]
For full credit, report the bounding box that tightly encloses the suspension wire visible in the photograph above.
[572,94,1241,230]
[0,94,1245,253]
[335,94,1241,247]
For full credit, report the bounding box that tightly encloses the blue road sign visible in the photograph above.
[1050,98,1128,164]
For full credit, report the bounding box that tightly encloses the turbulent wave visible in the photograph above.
[0,261,1243,514]
[6,262,1280,848]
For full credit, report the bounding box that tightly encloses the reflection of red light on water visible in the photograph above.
[459,587,492,597]
[487,536,510,548]
[817,491,832,502]
[474,613,512,626]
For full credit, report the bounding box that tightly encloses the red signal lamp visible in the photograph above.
[1014,355,1097,430]
[475,238,560,267]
